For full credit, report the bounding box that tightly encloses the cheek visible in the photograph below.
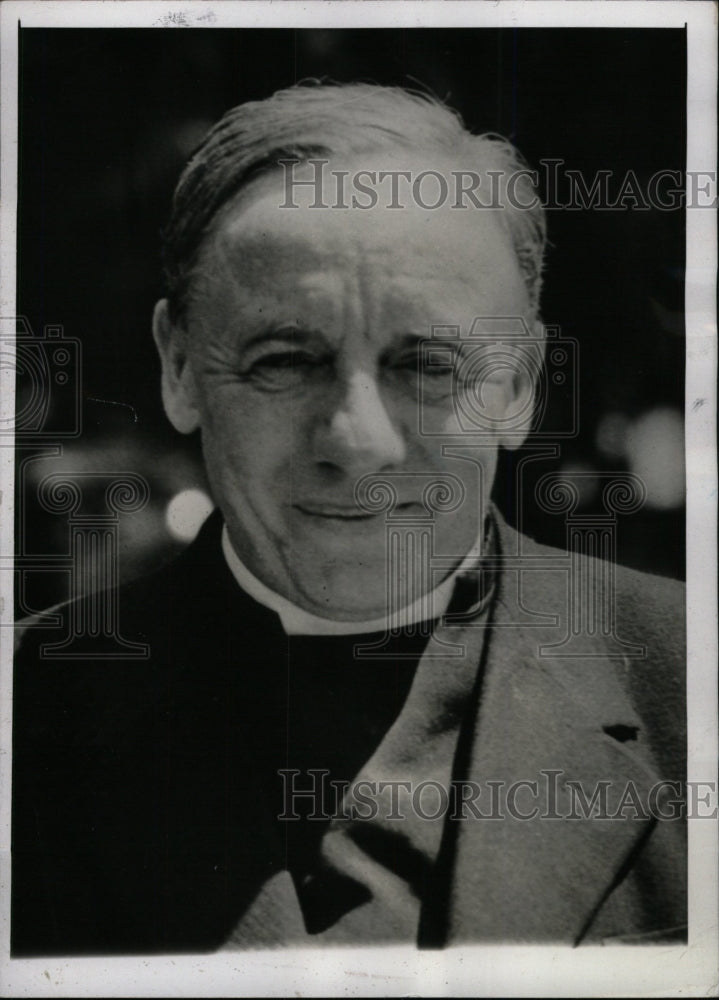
[416,387,509,440]
[430,444,498,511]
[199,396,295,499]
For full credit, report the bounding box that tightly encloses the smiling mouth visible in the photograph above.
[295,502,418,520]
[295,505,377,521]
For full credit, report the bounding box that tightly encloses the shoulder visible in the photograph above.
[14,510,225,659]
[496,513,685,634]
[12,512,232,748]
[495,513,685,779]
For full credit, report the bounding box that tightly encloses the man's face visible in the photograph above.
[156,158,533,619]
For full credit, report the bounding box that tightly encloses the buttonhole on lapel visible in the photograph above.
[603,724,639,743]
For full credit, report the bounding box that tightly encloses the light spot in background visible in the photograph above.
[165,488,214,543]
[625,408,685,510]
[557,461,599,508]
[595,411,631,460]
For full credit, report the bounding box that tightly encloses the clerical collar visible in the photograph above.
[220,523,490,636]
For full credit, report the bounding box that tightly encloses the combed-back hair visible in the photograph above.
[162,81,547,323]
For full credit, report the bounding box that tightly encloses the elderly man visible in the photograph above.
[12,83,686,954]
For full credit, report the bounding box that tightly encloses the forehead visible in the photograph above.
[196,157,529,317]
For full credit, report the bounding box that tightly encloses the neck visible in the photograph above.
[220,524,488,635]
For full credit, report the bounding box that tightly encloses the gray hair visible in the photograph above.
[162,81,547,323]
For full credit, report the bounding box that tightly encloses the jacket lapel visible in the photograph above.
[443,518,663,944]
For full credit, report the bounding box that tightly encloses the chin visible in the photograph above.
[290,560,428,622]
[286,561,386,621]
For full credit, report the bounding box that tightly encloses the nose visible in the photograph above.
[313,369,407,475]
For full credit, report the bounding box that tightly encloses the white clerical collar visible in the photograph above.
[221,524,484,636]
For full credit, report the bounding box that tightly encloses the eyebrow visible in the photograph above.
[377,333,445,367]
[381,331,456,352]
[238,325,327,352]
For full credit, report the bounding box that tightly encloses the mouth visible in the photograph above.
[294,502,419,522]
[294,504,378,521]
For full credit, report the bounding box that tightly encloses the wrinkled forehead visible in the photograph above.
[197,155,530,314]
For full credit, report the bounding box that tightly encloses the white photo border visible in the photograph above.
[0,2,716,997]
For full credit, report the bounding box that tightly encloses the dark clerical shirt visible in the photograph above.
[224,570,495,947]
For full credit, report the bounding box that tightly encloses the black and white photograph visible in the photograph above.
[1,1,716,996]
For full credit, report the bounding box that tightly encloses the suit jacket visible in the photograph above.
[11,509,686,955]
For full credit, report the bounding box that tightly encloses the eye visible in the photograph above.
[379,345,453,404]
[421,357,456,377]
[243,350,332,390]
[255,352,306,369]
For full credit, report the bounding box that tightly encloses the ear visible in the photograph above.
[497,319,543,452]
[152,299,201,435]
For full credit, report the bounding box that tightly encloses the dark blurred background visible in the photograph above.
[15,27,686,614]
